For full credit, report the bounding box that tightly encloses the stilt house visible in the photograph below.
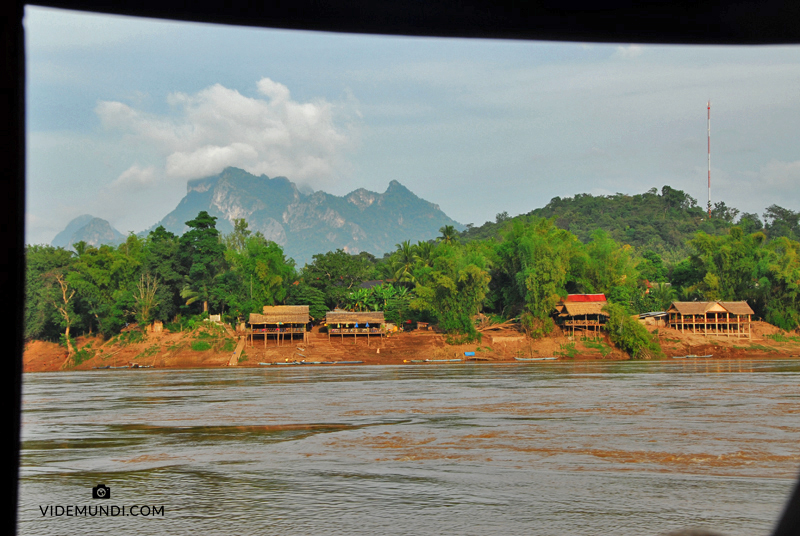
[325,310,385,342]
[554,294,608,337]
[248,305,310,347]
[666,301,753,338]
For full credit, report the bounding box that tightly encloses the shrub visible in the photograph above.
[603,302,663,359]
[191,340,212,351]
[72,342,95,365]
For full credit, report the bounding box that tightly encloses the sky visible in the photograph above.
[24,6,800,246]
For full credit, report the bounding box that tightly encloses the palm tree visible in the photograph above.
[439,225,458,245]
[393,241,417,284]
[414,240,436,267]
[651,282,677,311]
[372,284,396,309]
[347,288,372,311]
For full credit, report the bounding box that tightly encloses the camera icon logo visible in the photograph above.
[92,484,111,499]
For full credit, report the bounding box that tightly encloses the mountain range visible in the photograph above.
[53,167,463,265]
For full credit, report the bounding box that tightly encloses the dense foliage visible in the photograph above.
[462,186,800,262]
[25,192,800,357]
[603,302,663,359]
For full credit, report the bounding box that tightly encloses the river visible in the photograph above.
[18,359,800,535]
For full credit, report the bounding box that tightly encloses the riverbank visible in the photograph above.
[22,320,800,373]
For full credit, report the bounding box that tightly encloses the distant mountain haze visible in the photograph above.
[52,167,464,265]
[51,215,126,249]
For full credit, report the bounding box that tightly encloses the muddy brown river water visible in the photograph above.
[18,359,800,535]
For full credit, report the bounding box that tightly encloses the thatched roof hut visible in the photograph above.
[325,310,386,341]
[666,301,753,338]
[666,301,754,316]
[249,305,309,325]
[325,310,385,325]
[554,294,608,337]
[555,294,609,317]
[247,305,310,347]
[561,301,609,317]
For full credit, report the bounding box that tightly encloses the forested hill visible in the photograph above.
[462,186,796,260]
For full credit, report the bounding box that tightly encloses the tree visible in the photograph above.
[66,243,139,337]
[439,225,459,245]
[580,230,638,307]
[302,249,377,309]
[45,272,77,366]
[710,201,740,223]
[143,226,183,322]
[494,218,581,337]
[223,234,296,316]
[649,282,677,311]
[603,302,662,359]
[179,211,226,313]
[132,273,159,324]
[636,250,667,283]
[495,211,510,223]
[764,205,800,241]
[24,245,75,341]
[286,281,328,321]
[223,218,252,252]
[392,240,417,284]
[412,246,491,341]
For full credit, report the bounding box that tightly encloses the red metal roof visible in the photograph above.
[565,294,607,302]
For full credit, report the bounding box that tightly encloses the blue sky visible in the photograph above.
[24,6,800,245]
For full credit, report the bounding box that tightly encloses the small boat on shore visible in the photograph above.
[514,357,558,361]
[92,364,152,369]
[260,360,363,365]
[425,358,462,363]
[671,354,713,359]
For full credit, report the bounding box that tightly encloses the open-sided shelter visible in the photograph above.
[666,301,753,338]
[554,294,609,337]
[248,305,310,347]
[325,310,385,343]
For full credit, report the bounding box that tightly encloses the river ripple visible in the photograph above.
[18,359,800,535]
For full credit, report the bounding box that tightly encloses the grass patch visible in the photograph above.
[222,338,237,352]
[583,339,613,357]
[556,342,578,359]
[238,351,248,363]
[748,344,778,352]
[765,332,800,343]
[134,344,159,360]
[191,340,213,351]
[115,330,146,346]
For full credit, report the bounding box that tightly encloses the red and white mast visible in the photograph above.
[707,100,711,217]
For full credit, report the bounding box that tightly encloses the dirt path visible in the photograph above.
[228,337,246,366]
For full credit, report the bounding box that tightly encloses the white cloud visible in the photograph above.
[111,164,158,190]
[166,143,258,179]
[96,77,358,188]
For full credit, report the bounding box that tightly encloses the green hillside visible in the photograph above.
[461,186,789,262]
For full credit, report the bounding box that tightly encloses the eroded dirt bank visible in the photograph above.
[23,320,800,373]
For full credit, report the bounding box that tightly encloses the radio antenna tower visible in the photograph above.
[707,100,711,217]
